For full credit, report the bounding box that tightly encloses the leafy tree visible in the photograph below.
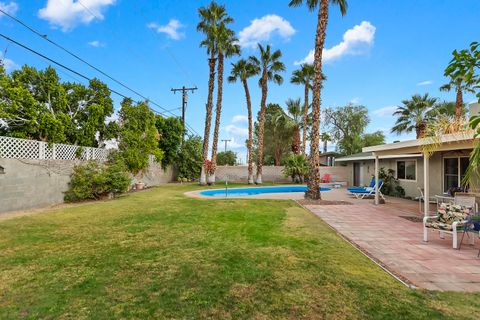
[283,153,308,183]
[155,116,184,168]
[197,2,233,185]
[249,44,285,183]
[118,98,162,174]
[210,19,240,183]
[253,103,292,165]
[177,135,203,181]
[216,150,237,166]
[289,0,348,200]
[0,65,115,146]
[324,104,369,155]
[391,93,437,138]
[228,59,260,184]
[361,131,385,148]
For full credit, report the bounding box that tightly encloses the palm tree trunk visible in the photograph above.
[302,82,309,156]
[455,87,463,124]
[323,139,328,154]
[256,71,268,184]
[243,78,254,184]
[209,52,225,185]
[416,122,426,139]
[305,0,329,200]
[292,126,300,155]
[200,53,216,185]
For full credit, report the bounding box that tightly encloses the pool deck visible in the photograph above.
[187,186,480,292]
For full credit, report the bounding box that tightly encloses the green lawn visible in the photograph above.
[0,184,479,319]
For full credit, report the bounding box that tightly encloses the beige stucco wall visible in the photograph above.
[0,159,175,214]
[340,150,472,199]
[215,165,351,184]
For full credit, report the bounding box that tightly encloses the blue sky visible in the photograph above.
[1,0,479,162]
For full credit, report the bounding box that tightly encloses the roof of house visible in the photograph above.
[336,151,423,162]
[319,151,339,157]
[363,132,476,155]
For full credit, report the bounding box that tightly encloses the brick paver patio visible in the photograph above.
[305,202,480,292]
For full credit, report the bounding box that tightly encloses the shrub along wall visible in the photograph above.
[0,158,175,214]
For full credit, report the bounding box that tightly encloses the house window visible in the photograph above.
[397,160,416,180]
[443,157,469,192]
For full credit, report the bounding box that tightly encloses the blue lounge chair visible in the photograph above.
[347,179,376,193]
[352,181,385,200]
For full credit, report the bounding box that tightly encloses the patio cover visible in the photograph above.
[362,132,478,213]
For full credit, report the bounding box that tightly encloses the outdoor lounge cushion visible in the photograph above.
[349,187,373,193]
[425,203,470,231]
[347,180,382,193]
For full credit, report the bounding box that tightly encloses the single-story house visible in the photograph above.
[336,132,479,210]
[319,151,338,167]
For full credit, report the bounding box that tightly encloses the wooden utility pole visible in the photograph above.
[221,139,231,153]
[171,86,198,136]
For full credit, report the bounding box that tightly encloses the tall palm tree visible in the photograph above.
[249,44,285,184]
[440,77,474,124]
[289,0,348,200]
[209,24,240,184]
[291,64,326,156]
[228,59,260,184]
[391,93,438,138]
[197,2,232,185]
[282,98,303,155]
[320,132,330,153]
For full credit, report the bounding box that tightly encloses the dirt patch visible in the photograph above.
[399,216,423,223]
[297,200,353,206]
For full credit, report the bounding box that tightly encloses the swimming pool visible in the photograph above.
[200,185,332,197]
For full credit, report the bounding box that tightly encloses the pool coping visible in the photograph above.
[184,184,342,200]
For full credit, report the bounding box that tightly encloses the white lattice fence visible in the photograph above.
[0,136,111,161]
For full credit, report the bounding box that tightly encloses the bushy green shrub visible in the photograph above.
[177,135,203,181]
[64,158,131,202]
[282,154,308,183]
[378,167,405,197]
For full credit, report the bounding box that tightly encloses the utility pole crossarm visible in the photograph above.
[170,86,198,141]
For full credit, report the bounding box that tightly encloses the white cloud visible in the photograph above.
[373,106,398,117]
[350,97,361,104]
[238,14,295,48]
[232,115,248,124]
[295,21,376,65]
[0,1,18,17]
[417,80,433,86]
[224,124,248,138]
[38,0,116,32]
[88,40,105,47]
[148,19,185,40]
[227,137,246,149]
[0,53,17,71]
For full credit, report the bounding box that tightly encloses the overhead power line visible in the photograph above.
[0,32,202,136]
[0,33,182,119]
[0,8,179,119]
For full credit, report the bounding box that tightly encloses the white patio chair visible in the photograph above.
[416,187,437,214]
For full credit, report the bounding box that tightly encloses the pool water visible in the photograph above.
[200,185,332,197]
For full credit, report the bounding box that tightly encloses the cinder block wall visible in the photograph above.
[215,165,351,184]
[0,159,175,214]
